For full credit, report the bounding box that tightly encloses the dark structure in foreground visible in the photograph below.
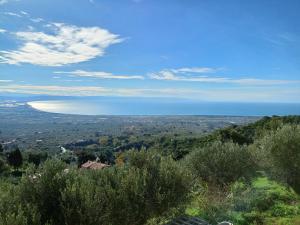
[167,216,233,225]
[166,216,210,225]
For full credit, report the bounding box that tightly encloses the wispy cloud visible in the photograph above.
[0,85,142,96]
[171,67,218,73]
[0,0,18,4]
[0,29,6,33]
[30,17,44,23]
[0,80,13,82]
[149,68,299,85]
[0,23,123,66]
[55,67,299,84]
[2,11,43,24]
[1,84,299,102]
[3,12,22,17]
[54,70,144,80]
[264,32,298,46]
[20,11,29,16]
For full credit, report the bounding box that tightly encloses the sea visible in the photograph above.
[27,98,300,116]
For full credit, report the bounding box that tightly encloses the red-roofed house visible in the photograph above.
[81,160,110,170]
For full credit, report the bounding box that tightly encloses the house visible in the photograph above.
[80,160,110,170]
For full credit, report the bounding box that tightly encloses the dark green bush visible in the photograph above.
[254,125,300,193]
[0,151,191,225]
[186,141,256,186]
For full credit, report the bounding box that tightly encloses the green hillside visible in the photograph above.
[1,115,300,225]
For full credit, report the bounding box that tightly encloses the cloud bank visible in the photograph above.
[1,84,300,103]
[149,68,299,85]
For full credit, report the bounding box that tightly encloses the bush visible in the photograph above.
[7,148,23,170]
[186,141,256,187]
[0,158,7,174]
[27,151,48,166]
[0,152,191,225]
[254,125,300,193]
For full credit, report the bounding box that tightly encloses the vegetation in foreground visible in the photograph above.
[0,115,300,225]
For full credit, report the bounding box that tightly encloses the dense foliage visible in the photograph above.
[0,152,191,225]
[186,141,256,187]
[253,124,300,193]
[0,115,300,225]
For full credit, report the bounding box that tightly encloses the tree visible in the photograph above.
[0,143,3,153]
[0,158,6,173]
[76,150,96,166]
[256,125,300,193]
[186,141,256,187]
[96,149,114,164]
[27,151,48,166]
[7,148,23,170]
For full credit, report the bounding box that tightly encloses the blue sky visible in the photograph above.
[0,0,299,102]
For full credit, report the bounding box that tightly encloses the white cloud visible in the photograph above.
[149,68,299,85]
[30,18,44,23]
[0,80,13,82]
[0,23,123,66]
[0,0,7,4]
[1,84,299,102]
[20,11,29,16]
[172,67,218,73]
[54,70,144,80]
[0,85,142,96]
[3,12,22,17]
[0,0,19,4]
[0,29,6,33]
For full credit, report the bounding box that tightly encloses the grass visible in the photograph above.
[185,176,300,225]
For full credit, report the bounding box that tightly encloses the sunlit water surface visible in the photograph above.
[27,99,300,116]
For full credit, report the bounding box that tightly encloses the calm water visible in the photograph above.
[27,98,300,116]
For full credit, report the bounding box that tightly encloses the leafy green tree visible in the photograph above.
[255,125,300,193]
[18,160,67,225]
[76,151,96,166]
[1,153,192,225]
[0,143,3,153]
[218,128,251,145]
[7,148,23,170]
[0,158,6,173]
[61,151,191,225]
[27,151,48,166]
[186,141,256,187]
[96,149,114,164]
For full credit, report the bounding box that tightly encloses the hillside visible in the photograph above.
[0,115,300,225]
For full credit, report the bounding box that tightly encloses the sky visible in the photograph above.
[0,0,299,102]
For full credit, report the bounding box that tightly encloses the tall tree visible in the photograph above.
[7,148,23,170]
[76,150,96,166]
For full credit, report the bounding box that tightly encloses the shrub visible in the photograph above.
[27,151,48,166]
[0,158,6,174]
[0,152,191,225]
[7,148,23,170]
[254,125,300,193]
[186,141,256,187]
